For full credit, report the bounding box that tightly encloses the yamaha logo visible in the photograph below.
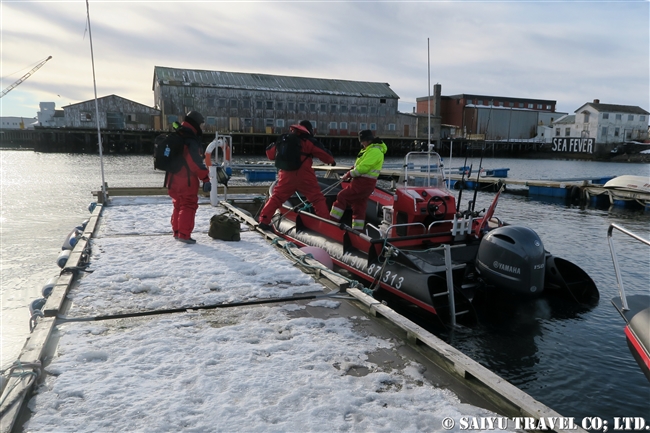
[493,261,521,275]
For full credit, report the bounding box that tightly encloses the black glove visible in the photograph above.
[330,161,337,166]
[202,181,211,192]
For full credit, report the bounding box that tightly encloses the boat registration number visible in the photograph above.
[366,264,404,289]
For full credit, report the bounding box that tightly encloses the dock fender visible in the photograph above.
[42,275,59,298]
[62,228,81,250]
[57,249,71,268]
[569,185,581,204]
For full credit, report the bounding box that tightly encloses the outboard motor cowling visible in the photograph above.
[475,226,546,296]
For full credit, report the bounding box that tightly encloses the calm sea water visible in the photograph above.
[1,150,648,421]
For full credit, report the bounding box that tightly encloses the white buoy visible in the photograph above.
[57,249,71,268]
[42,276,59,298]
[62,228,81,250]
[299,246,334,270]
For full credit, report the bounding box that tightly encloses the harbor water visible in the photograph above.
[1,150,648,423]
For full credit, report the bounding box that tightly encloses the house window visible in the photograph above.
[519,103,525,108]
[242,99,250,109]
[360,106,367,114]
[528,103,533,109]
[266,101,273,110]
[207,97,215,108]
[360,123,367,130]
[614,127,620,137]
[555,128,560,136]
[350,106,357,113]
[370,106,377,114]
[288,102,295,111]
[509,102,515,107]
[477,100,483,106]
[329,122,337,129]
[230,99,237,108]
[641,115,646,122]
[299,103,306,111]
[370,123,377,131]
[276,102,284,110]
[615,114,622,121]
[340,105,348,113]
[320,104,327,112]
[380,99,386,104]
[601,126,608,136]
[584,113,590,123]
[256,100,263,109]
[276,119,285,127]
[537,104,542,109]
[309,103,316,112]
[546,105,552,110]
[565,128,570,136]
[628,115,634,121]
[387,124,396,131]
[330,105,337,113]
[218,99,226,108]
[603,113,609,119]
[340,122,348,129]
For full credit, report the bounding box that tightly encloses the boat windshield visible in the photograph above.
[398,151,446,189]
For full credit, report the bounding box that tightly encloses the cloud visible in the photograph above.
[1,1,648,118]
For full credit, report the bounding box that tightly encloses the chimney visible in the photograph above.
[593,99,600,104]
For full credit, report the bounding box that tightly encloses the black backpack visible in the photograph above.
[274,134,305,171]
[154,132,185,173]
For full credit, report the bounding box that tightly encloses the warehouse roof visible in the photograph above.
[153,66,399,99]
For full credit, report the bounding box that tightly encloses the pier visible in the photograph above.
[1,193,586,433]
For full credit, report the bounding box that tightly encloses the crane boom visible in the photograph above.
[1,56,52,99]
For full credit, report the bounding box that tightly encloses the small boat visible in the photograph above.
[603,175,650,209]
[264,151,599,325]
[608,223,650,382]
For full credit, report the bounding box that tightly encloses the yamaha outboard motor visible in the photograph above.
[475,226,546,296]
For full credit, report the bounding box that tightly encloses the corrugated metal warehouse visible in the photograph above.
[152,66,420,137]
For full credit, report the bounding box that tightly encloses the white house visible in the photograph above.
[553,100,649,144]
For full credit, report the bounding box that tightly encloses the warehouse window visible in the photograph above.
[266,101,273,110]
[340,105,348,113]
[329,122,337,129]
[370,106,376,114]
[601,126,608,136]
[602,113,609,119]
[360,122,367,130]
[276,119,285,127]
[350,106,357,113]
[615,114,622,121]
[331,105,337,113]
[565,128,570,136]
[360,106,367,114]
[277,102,284,110]
[207,97,215,108]
[340,122,348,129]
[309,103,316,112]
[349,122,357,132]
[288,102,295,111]
[230,99,237,108]
[387,124,395,131]
[555,128,560,136]
[242,99,250,109]
[628,115,634,121]
[206,117,216,125]
[370,123,376,131]
[320,104,327,112]
[299,103,305,111]
[256,100,263,109]
[265,118,274,127]
[80,112,92,121]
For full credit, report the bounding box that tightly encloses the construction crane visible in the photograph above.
[0,55,52,99]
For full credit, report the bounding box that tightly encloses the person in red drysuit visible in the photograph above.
[258,123,335,230]
[165,111,210,244]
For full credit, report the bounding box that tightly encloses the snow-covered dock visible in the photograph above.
[2,195,581,432]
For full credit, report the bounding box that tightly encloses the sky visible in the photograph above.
[20,196,516,432]
[0,1,649,119]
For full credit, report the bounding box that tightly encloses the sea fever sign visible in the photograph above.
[552,137,594,153]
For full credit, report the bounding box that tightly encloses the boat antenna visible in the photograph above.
[456,146,470,214]
[427,38,431,151]
[86,0,107,204]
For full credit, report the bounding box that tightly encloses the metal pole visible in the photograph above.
[86,0,107,204]
[427,38,431,150]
